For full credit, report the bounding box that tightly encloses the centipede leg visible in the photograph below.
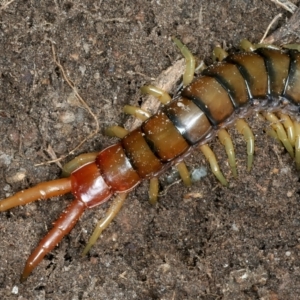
[217,129,237,178]
[172,37,196,86]
[277,112,295,146]
[105,126,129,138]
[263,112,294,158]
[213,47,228,61]
[123,105,151,121]
[293,121,300,170]
[149,177,159,205]
[240,39,256,52]
[266,127,281,142]
[236,119,254,171]
[176,161,192,186]
[283,44,300,51]
[199,144,228,186]
[21,198,86,282]
[0,178,72,211]
[61,129,129,177]
[82,192,128,255]
[109,104,161,205]
[240,39,281,52]
[61,152,99,177]
[140,85,172,104]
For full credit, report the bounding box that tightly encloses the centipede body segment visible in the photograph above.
[1,38,300,282]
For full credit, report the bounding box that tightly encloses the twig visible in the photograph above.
[268,0,297,13]
[260,13,282,43]
[263,6,300,44]
[0,0,15,11]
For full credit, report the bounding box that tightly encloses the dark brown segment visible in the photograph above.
[121,129,163,178]
[164,97,212,145]
[202,62,250,107]
[142,112,189,161]
[255,48,290,96]
[226,52,268,98]
[182,76,235,125]
[284,50,300,104]
[96,143,140,192]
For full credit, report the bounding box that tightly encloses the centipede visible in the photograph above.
[1,37,300,283]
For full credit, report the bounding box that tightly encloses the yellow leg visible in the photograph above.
[62,126,129,177]
[240,39,280,51]
[199,144,228,186]
[283,44,300,51]
[217,129,237,178]
[176,161,191,186]
[61,152,99,177]
[266,127,280,142]
[277,112,295,146]
[263,112,294,158]
[105,126,129,139]
[149,177,159,205]
[212,47,228,61]
[140,85,172,104]
[255,43,280,50]
[240,39,256,52]
[236,119,254,171]
[172,37,196,86]
[123,105,151,121]
[294,121,300,170]
[82,192,128,255]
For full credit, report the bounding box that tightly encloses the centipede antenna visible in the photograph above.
[199,144,228,186]
[217,129,237,178]
[82,192,128,256]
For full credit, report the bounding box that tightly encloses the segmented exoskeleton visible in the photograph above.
[1,38,300,282]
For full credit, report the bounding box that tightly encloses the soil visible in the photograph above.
[1,0,300,299]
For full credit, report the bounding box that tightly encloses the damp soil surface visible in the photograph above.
[1,0,300,299]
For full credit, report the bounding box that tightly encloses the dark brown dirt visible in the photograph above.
[1,0,300,299]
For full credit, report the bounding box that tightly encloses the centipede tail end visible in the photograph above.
[20,198,86,282]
